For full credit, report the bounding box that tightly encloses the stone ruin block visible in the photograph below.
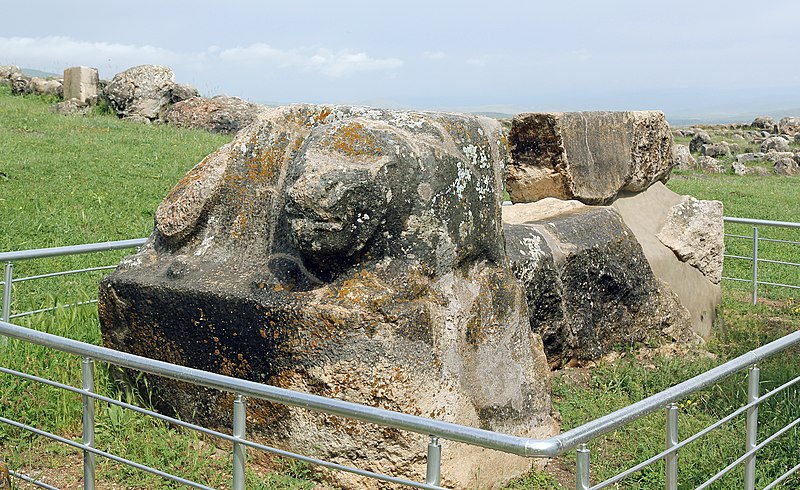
[103,65,175,121]
[506,111,675,204]
[612,183,723,338]
[99,105,556,489]
[503,199,695,365]
[63,66,99,105]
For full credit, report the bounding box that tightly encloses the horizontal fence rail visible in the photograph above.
[0,238,147,322]
[722,217,800,304]
[1,220,800,488]
[2,319,800,488]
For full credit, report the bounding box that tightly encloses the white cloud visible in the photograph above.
[0,36,188,77]
[466,57,487,67]
[423,51,445,60]
[219,43,402,78]
[0,37,403,81]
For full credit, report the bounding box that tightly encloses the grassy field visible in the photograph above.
[1,87,799,489]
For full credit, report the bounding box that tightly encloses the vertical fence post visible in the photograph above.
[744,364,760,490]
[751,226,759,305]
[2,262,12,323]
[82,357,96,490]
[232,393,246,490]
[665,403,679,490]
[576,443,590,490]
[425,436,442,486]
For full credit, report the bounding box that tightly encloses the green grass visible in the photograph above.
[0,87,314,488]
[667,170,800,301]
[1,87,799,488]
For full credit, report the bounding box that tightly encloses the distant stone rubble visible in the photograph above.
[674,115,800,177]
[0,64,268,134]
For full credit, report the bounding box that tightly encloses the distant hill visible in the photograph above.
[21,68,60,79]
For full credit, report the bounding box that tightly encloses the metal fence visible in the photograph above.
[2,319,799,489]
[0,238,146,322]
[723,217,800,304]
[1,224,799,489]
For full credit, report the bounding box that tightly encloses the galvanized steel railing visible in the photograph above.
[2,319,799,489]
[0,238,147,322]
[723,217,800,304]
[0,223,799,488]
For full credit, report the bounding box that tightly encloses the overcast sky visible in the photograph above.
[3,0,799,121]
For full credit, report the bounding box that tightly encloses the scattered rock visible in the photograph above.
[731,162,769,176]
[779,117,800,136]
[689,130,712,153]
[774,158,800,176]
[506,111,674,204]
[163,95,267,134]
[731,161,749,176]
[700,142,731,158]
[752,115,775,130]
[170,83,199,103]
[104,64,175,120]
[100,105,555,489]
[761,136,791,153]
[29,77,62,97]
[52,98,90,116]
[731,133,746,141]
[9,72,31,95]
[0,65,20,78]
[737,152,765,164]
[764,151,795,163]
[697,156,725,173]
[674,144,696,170]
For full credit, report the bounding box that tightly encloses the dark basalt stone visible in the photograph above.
[99,105,555,489]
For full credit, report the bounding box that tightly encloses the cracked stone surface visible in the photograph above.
[103,65,175,120]
[506,111,675,204]
[99,104,555,489]
[504,201,695,364]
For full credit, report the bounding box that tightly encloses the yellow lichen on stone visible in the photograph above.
[323,121,382,158]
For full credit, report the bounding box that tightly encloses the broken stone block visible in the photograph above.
[612,183,723,338]
[656,196,724,284]
[104,65,175,120]
[63,66,99,105]
[99,105,555,489]
[506,111,675,204]
[504,199,693,364]
[163,95,268,134]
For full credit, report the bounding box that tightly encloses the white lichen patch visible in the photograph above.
[390,111,426,130]
[452,160,473,197]
[520,234,546,264]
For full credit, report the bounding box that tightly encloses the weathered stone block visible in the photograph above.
[506,111,674,204]
[100,105,555,489]
[612,183,723,338]
[104,65,175,120]
[656,196,724,284]
[674,144,696,170]
[163,95,267,134]
[504,200,693,364]
[63,66,99,104]
[689,130,712,153]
